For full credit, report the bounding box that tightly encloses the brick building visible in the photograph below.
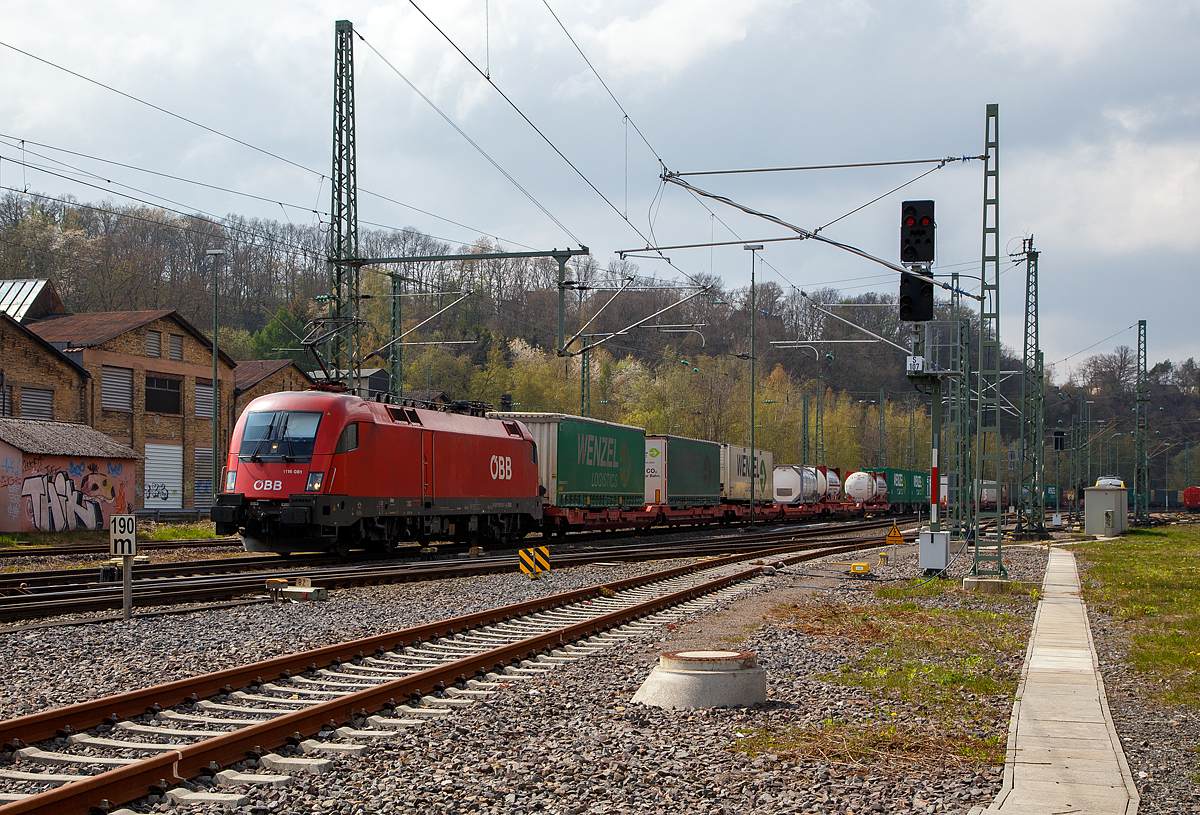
[235,359,315,418]
[0,311,90,423]
[25,310,237,511]
[0,417,138,533]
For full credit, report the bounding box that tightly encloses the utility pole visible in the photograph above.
[973,103,1007,577]
[1134,319,1150,525]
[801,391,810,467]
[878,388,886,469]
[1016,237,1045,538]
[329,20,360,389]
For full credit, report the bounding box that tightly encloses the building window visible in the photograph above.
[169,334,183,361]
[146,376,181,414]
[102,366,134,411]
[146,330,162,357]
[195,380,213,418]
[0,384,10,417]
[20,387,53,420]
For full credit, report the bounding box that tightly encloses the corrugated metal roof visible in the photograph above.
[26,310,175,347]
[0,279,64,323]
[0,418,139,459]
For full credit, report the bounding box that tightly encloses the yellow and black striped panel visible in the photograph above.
[519,546,551,574]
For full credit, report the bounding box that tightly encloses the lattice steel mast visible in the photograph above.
[329,20,360,387]
[1016,238,1046,537]
[1134,319,1150,525]
[973,104,1006,576]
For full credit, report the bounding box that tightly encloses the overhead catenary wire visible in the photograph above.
[0,134,535,251]
[0,38,527,253]
[400,4,710,291]
[668,155,986,177]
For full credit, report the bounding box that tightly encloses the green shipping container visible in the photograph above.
[909,470,929,503]
[646,435,722,507]
[884,468,911,504]
[487,412,645,508]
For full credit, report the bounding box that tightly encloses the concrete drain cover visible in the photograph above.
[631,650,766,709]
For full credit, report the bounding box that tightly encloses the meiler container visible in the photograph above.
[719,444,775,504]
[645,434,722,507]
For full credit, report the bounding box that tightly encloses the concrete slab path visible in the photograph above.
[973,545,1139,815]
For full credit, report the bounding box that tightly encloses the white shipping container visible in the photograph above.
[773,466,825,504]
[719,444,774,503]
[644,436,666,504]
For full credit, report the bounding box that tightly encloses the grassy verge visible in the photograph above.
[1074,525,1200,706]
[733,581,1038,770]
[0,520,221,547]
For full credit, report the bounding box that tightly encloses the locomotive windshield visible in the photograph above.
[238,410,323,462]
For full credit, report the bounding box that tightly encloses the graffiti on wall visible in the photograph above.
[20,460,130,532]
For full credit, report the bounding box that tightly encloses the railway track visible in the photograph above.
[0,535,886,814]
[0,517,914,623]
[0,538,241,559]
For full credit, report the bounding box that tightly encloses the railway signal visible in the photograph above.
[900,200,935,263]
[899,272,934,322]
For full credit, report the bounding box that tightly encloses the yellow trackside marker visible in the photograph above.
[519,546,551,579]
[885,523,904,548]
[850,562,870,575]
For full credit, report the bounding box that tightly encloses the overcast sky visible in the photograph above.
[2,0,1197,382]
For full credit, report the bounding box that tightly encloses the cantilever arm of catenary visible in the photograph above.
[364,290,475,361]
[563,276,636,351]
[798,292,911,354]
[660,174,981,302]
[558,288,711,357]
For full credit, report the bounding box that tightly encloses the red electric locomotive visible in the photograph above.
[212,390,542,555]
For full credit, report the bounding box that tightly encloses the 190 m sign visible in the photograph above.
[109,514,137,557]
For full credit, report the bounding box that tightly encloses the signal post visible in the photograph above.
[899,201,952,574]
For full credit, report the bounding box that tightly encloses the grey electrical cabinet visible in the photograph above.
[1084,486,1128,537]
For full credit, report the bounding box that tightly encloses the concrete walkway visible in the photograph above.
[973,545,1139,815]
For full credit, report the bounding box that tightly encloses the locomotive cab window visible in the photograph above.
[239,410,322,462]
[334,422,359,453]
[530,440,538,464]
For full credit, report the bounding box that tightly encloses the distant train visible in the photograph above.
[213,390,923,555]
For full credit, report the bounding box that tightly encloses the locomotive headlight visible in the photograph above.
[306,471,325,492]
[224,470,237,492]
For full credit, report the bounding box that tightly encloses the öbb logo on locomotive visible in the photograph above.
[253,480,283,491]
[489,455,512,480]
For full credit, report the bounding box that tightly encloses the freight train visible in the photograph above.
[213,390,923,555]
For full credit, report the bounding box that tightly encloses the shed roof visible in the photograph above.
[235,359,314,393]
[0,279,66,323]
[0,418,139,459]
[0,311,90,379]
[27,310,237,367]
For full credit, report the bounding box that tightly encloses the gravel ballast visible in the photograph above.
[2,536,1195,814]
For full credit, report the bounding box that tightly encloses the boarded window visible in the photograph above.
[195,381,213,418]
[146,330,162,357]
[20,387,53,420]
[144,443,183,509]
[194,447,213,509]
[146,376,181,414]
[102,366,134,411]
[169,334,183,361]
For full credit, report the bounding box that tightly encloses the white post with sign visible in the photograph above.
[109,514,137,621]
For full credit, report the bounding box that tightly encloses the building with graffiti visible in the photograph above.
[0,417,138,534]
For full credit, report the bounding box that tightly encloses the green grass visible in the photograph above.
[731,582,1036,770]
[1075,526,1200,706]
[0,520,220,547]
[143,522,218,540]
